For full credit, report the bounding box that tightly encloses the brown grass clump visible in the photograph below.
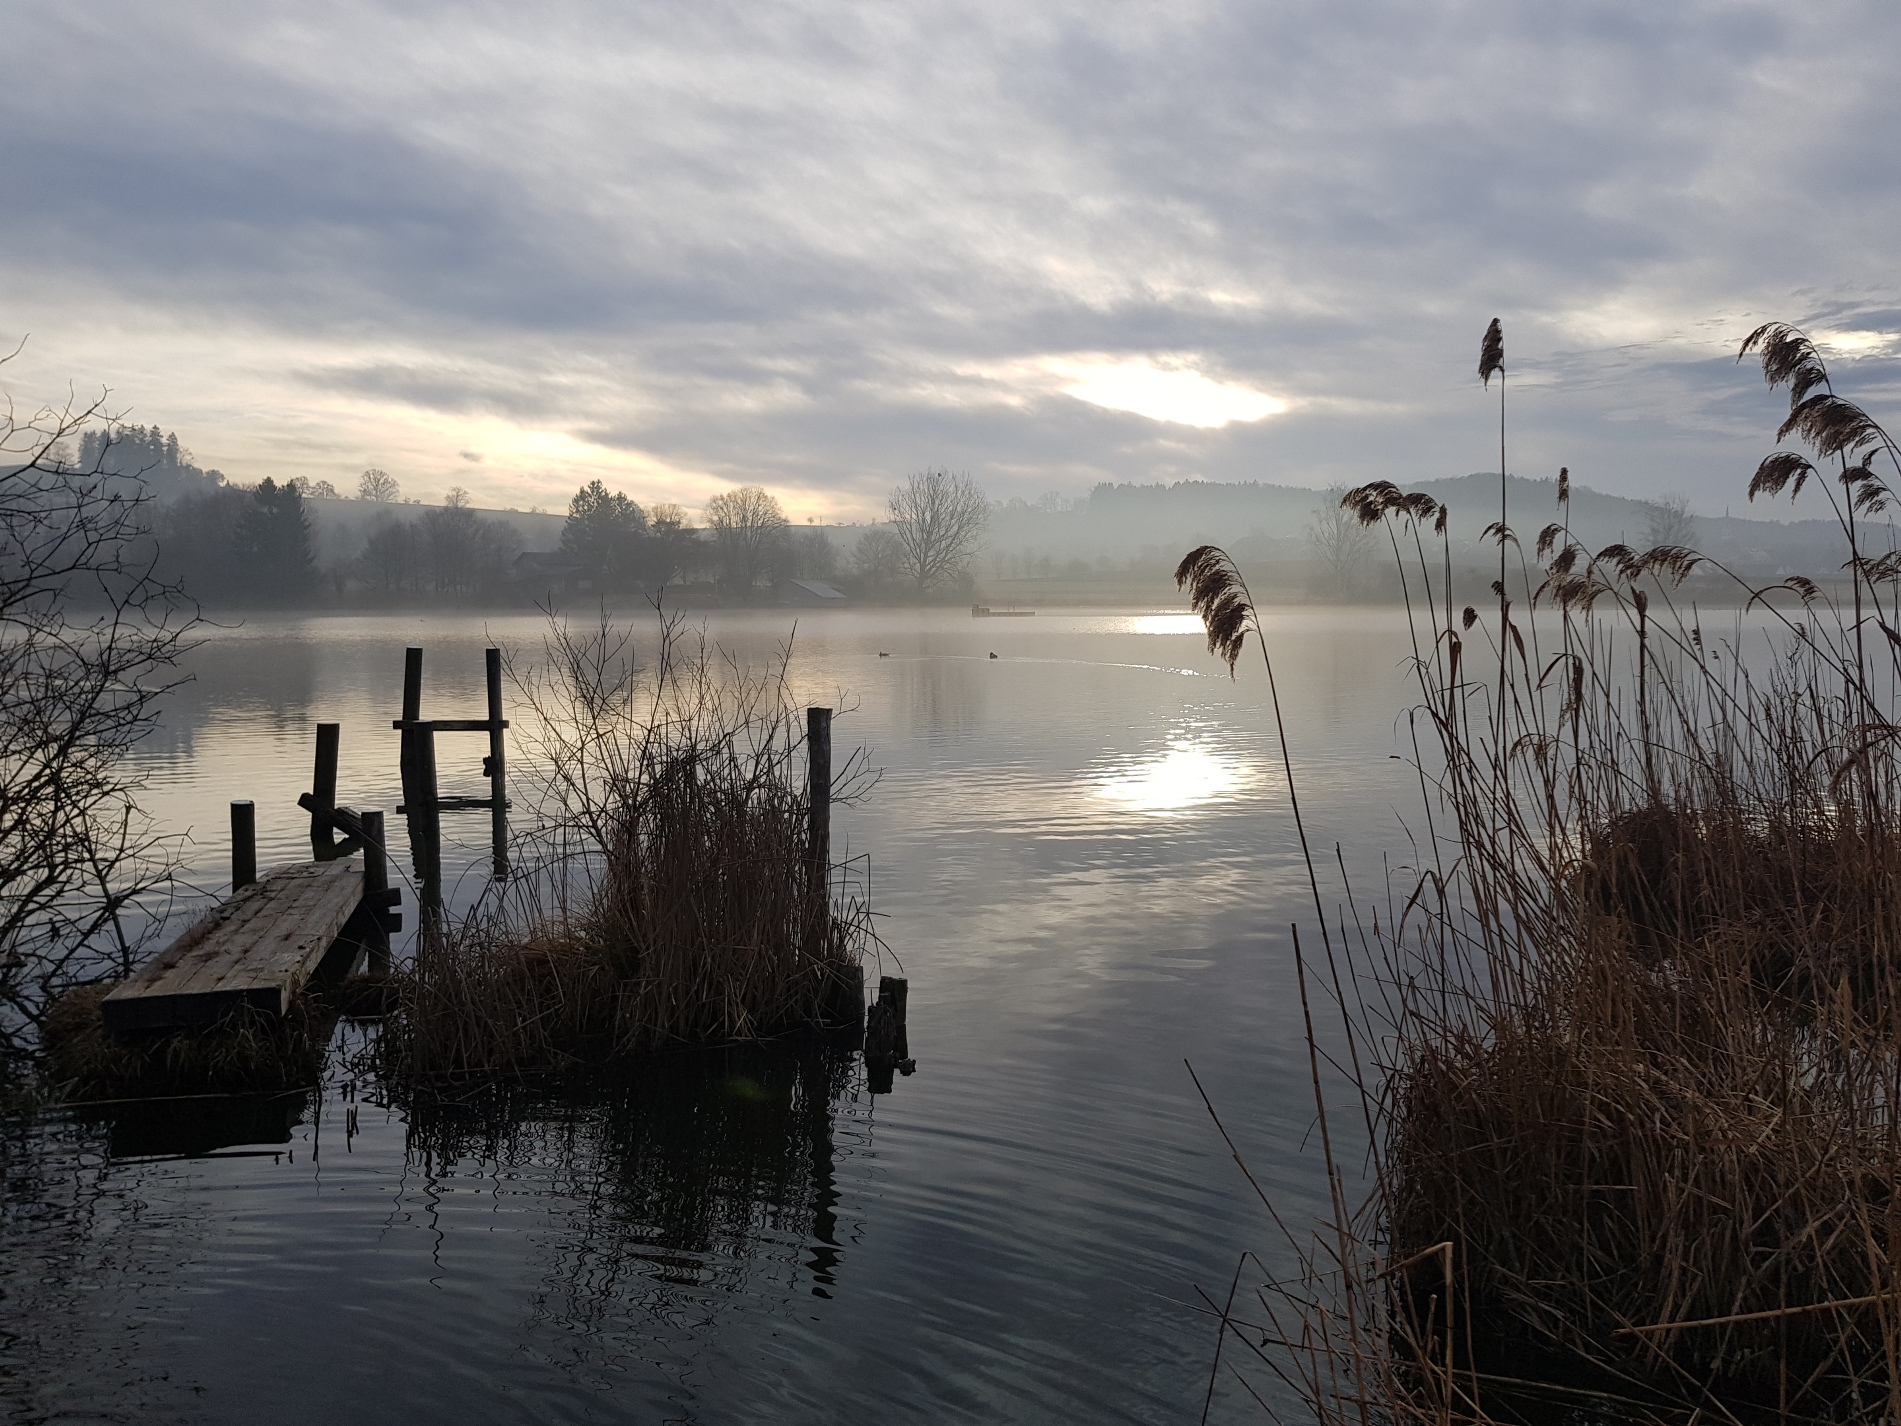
[378,612,876,1078]
[41,983,326,1099]
[1197,322,1901,1424]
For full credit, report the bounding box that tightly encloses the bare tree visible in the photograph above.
[1306,485,1377,597]
[887,468,987,594]
[705,486,789,597]
[850,527,904,597]
[1642,493,1697,549]
[648,502,702,585]
[1,369,200,1033]
[358,467,400,502]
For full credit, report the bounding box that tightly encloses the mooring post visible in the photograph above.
[485,646,508,880]
[864,975,912,1093]
[806,706,832,882]
[360,807,393,974]
[401,646,423,726]
[310,722,341,857]
[416,729,441,924]
[398,647,442,921]
[231,799,257,891]
[805,706,833,964]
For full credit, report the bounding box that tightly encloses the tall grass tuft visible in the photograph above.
[1199,322,1901,1423]
[379,611,877,1078]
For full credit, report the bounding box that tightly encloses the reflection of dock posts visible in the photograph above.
[360,808,395,973]
[231,799,257,891]
[309,722,340,858]
[484,647,508,879]
[398,647,443,925]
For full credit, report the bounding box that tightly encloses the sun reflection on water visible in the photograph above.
[1095,739,1260,812]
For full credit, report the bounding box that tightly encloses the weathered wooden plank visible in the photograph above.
[151,862,335,1001]
[176,864,357,1001]
[104,863,347,1019]
[193,872,360,1003]
[167,864,341,1000]
[102,860,363,1033]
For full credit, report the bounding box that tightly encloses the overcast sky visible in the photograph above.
[4,1,1899,520]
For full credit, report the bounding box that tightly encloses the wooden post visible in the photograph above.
[485,647,508,880]
[231,799,257,890]
[401,646,423,725]
[361,808,392,974]
[398,647,442,921]
[805,706,832,960]
[806,706,832,884]
[310,722,340,856]
[864,975,911,1093]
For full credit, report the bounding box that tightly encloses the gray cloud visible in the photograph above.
[2,0,1899,515]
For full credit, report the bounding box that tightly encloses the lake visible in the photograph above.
[0,605,1420,1425]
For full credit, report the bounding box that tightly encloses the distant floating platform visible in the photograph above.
[971,606,1035,617]
[102,859,364,1033]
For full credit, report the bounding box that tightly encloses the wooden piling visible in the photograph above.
[486,647,508,879]
[231,799,257,890]
[401,646,423,725]
[806,706,832,881]
[864,975,911,1092]
[310,722,340,856]
[398,647,442,919]
[361,807,393,973]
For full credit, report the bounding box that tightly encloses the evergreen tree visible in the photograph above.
[234,478,315,600]
[560,479,650,585]
[77,424,221,499]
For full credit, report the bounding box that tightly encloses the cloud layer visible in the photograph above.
[4,0,1900,517]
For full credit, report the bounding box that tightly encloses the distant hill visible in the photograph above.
[983,474,1865,580]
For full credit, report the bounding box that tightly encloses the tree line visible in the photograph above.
[68,421,995,607]
[539,469,989,603]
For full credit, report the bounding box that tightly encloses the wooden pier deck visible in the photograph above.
[102,859,364,1033]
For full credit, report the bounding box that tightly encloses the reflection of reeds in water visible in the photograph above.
[1201,323,1901,1424]
[381,612,877,1076]
[393,1041,855,1307]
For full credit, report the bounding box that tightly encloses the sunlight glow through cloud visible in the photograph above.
[1055,360,1288,428]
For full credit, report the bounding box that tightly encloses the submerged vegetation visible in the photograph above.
[1192,322,1901,1423]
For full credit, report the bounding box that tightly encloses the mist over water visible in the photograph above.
[1,607,1417,1424]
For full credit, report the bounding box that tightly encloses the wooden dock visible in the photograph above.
[102,859,364,1033]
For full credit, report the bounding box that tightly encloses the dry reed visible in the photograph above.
[378,611,876,1078]
[1197,322,1901,1424]
[41,983,326,1098]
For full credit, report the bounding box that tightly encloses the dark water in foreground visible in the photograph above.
[0,607,1416,1424]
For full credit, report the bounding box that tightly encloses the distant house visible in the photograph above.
[776,578,848,607]
[511,550,591,597]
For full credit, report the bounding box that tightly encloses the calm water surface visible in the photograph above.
[0,606,1420,1424]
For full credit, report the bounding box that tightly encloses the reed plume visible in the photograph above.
[1174,545,1255,672]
